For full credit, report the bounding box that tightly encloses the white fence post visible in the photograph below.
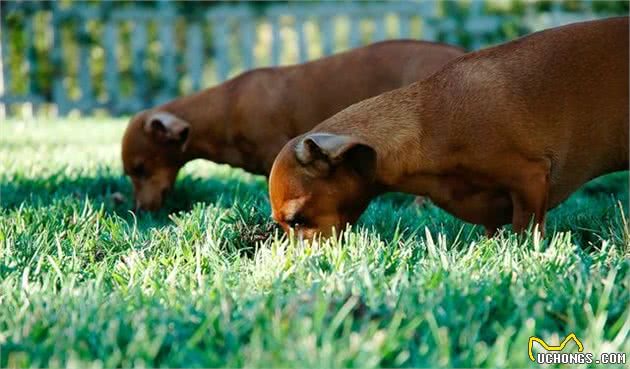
[104,18,119,114]
[186,24,203,93]
[210,11,230,81]
[78,19,94,114]
[0,13,9,119]
[51,2,69,115]
[296,12,309,63]
[131,20,148,111]
[157,1,177,104]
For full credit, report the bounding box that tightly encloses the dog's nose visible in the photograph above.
[133,199,153,212]
[134,197,163,212]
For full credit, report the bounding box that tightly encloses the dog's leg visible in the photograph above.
[508,161,550,236]
[482,202,512,237]
[484,226,499,238]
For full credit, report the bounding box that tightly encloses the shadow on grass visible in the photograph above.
[1,166,628,246]
[362,171,629,246]
[0,168,269,230]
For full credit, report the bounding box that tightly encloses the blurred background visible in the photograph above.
[1,0,628,119]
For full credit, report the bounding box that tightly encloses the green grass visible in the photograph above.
[1,119,628,368]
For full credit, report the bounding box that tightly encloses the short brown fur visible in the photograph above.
[269,17,629,238]
[122,40,464,210]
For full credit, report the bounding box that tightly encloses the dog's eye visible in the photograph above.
[132,164,146,177]
[287,214,308,228]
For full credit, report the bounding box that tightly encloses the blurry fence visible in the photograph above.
[0,0,627,117]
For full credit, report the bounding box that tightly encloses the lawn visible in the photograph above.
[0,119,628,368]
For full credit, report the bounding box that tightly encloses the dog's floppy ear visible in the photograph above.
[295,133,376,177]
[144,111,191,150]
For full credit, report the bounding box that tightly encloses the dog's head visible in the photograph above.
[269,132,379,239]
[121,110,191,211]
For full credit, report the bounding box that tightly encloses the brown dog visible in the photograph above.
[269,17,629,238]
[121,40,464,211]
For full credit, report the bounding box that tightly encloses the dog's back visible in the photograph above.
[224,40,465,171]
[268,17,629,237]
[278,40,465,130]
[124,39,463,210]
[422,17,628,206]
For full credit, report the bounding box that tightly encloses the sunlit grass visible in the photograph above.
[0,119,628,368]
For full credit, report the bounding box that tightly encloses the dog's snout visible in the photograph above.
[134,200,161,212]
[134,199,152,212]
[131,179,173,212]
[133,194,162,212]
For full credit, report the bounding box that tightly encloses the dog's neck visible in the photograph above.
[154,79,275,175]
[156,84,234,162]
[314,82,434,191]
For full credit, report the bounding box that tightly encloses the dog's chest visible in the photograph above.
[429,175,488,205]
[423,173,512,226]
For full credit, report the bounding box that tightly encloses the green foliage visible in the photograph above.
[2,0,628,116]
[0,120,628,368]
